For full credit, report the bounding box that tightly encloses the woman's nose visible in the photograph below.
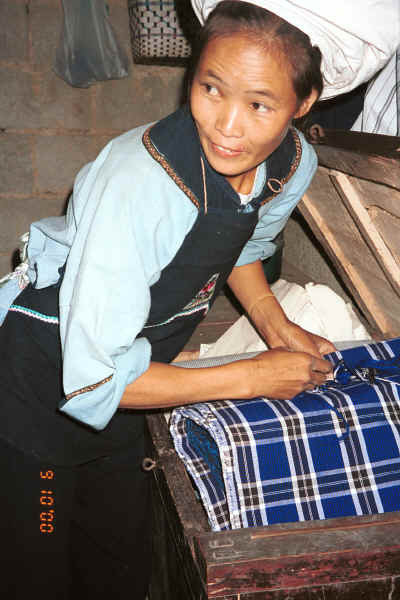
[215,102,243,138]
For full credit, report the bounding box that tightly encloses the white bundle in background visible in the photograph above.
[191,0,400,100]
[200,279,371,358]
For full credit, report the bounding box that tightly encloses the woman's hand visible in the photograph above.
[121,346,333,410]
[264,320,336,358]
[227,261,335,361]
[250,347,332,399]
[122,263,335,410]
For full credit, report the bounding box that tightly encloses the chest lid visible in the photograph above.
[299,127,400,338]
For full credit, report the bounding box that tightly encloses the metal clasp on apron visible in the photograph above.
[142,457,157,471]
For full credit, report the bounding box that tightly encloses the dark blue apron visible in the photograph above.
[140,106,300,363]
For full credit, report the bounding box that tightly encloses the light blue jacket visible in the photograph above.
[0,122,317,430]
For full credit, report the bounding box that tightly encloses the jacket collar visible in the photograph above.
[142,105,301,209]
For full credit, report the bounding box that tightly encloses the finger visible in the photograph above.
[310,357,332,374]
[311,334,336,357]
[173,350,200,362]
[318,339,336,355]
[310,370,329,386]
[296,337,322,359]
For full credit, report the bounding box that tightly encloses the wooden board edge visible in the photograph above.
[298,193,396,336]
[193,512,400,598]
[146,412,210,538]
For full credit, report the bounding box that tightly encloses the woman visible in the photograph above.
[0,2,333,597]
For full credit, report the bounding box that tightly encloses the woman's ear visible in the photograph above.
[294,88,320,119]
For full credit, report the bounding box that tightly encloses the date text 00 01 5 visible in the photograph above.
[40,470,55,534]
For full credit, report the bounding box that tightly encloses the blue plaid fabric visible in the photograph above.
[170,338,400,531]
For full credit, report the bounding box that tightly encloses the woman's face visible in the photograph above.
[190,33,316,194]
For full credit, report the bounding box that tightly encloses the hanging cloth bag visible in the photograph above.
[54,0,129,88]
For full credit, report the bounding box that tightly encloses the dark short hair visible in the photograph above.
[189,0,323,103]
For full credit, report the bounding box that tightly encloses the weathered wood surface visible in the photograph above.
[147,410,209,539]
[299,128,400,338]
[147,411,209,600]
[195,513,400,598]
[306,127,400,188]
[334,173,400,294]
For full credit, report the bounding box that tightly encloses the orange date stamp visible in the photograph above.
[39,470,55,534]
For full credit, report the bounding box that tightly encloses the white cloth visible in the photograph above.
[199,279,371,358]
[191,0,400,100]
[352,47,400,136]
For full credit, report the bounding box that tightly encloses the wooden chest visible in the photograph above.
[147,129,400,600]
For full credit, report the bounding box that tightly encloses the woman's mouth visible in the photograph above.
[211,141,243,158]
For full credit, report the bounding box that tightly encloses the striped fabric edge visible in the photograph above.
[170,402,237,531]
[9,304,59,325]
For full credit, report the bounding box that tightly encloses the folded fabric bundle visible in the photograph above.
[170,338,400,531]
[191,0,400,100]
[352,47,400,136]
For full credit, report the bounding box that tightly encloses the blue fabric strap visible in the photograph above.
[301,356,400,440]
[333,357,400,385]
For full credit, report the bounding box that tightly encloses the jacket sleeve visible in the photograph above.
[235,132,317,267]
[57,130,197,430]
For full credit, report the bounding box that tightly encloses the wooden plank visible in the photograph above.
[308,128,400,188]
[298,168,400,336]
[308,128,400,159]
[345,177,400,267]
[369,207,400,266]
[147,412,209,599]
[194,513,400,598]
[150,458,208,599]
[224,578,400,599]
[301,171,390,285]
[332,172,400,296]
[350,177,400,217]
[147,412,209,538]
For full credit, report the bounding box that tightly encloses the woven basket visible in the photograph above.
[128,0,198,65]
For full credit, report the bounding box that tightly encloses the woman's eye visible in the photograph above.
[251,102,269,113]
[204,83,219,96]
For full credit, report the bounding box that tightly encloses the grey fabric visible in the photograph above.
[175,351,261,369]
[174,340,372,369]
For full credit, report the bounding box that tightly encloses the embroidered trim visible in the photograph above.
[143,303,209,329]
[259,127,302,207]
[9,304,59,325]
[143,126,201,209]
[65,375,113,401]
[143,124,301,211]
[183,273,219,311]
[144,273,219,329]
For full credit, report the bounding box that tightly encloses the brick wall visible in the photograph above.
[0,0,185,276]
[0,0,343,298]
